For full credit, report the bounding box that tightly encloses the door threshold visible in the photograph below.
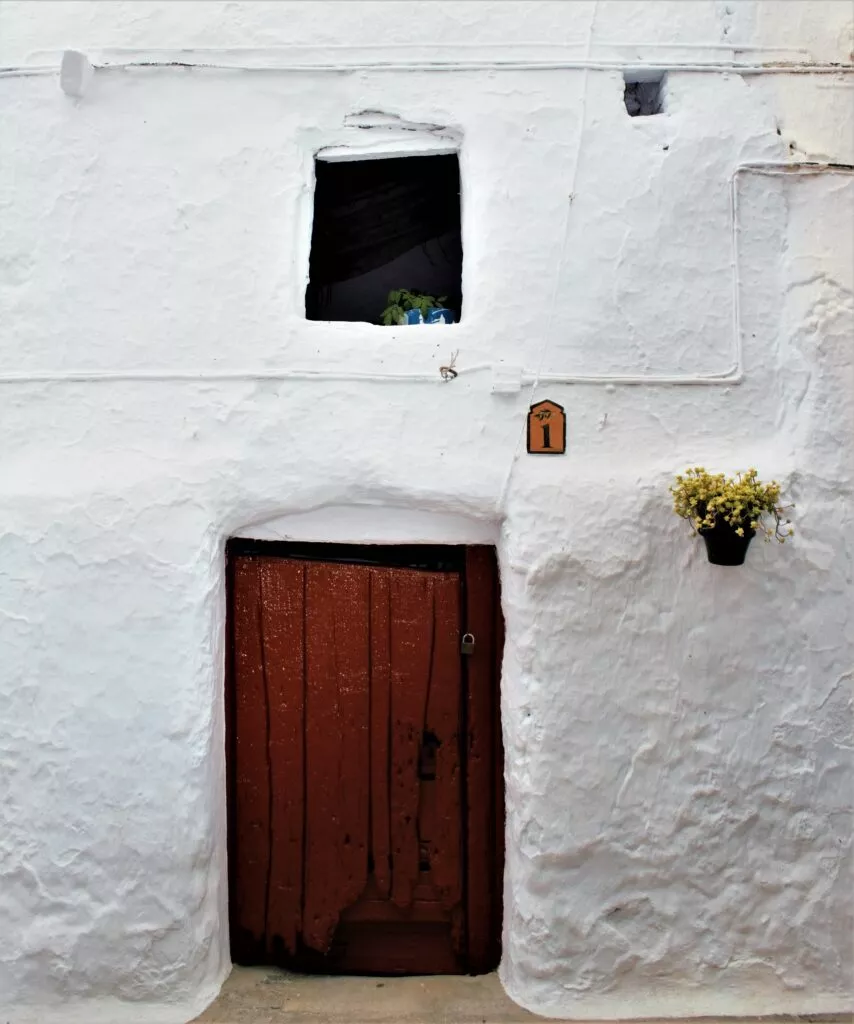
[192,966,540,1022]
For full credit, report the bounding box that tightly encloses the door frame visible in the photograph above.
[224,539,504,974]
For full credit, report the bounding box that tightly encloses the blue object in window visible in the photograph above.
[401,307,456,325]
[426,307,455,324]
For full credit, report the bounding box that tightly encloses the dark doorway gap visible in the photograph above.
[227,539,466,573]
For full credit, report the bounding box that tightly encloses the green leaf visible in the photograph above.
[382,287,451,323]
[381,304,404,325]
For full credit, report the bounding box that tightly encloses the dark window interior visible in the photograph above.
[306,154,462,324]
[624,73,666,117]
[227,538,466,573]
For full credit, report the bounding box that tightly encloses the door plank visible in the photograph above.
[388,570,434,909]
[369,569,392,899]
[333,564,372,920]
[422,573,463,912]
[303,562,371,952]
[465,546,500,973]
[231,557,271,950]
[258,557,305,955]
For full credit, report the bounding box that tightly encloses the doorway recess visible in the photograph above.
[225,540,502,975]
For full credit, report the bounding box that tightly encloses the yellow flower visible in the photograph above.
[670,467,793,544]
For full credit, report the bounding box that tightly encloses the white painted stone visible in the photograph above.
[0,2,851,1022]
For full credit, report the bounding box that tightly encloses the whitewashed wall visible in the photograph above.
[0,2,852,1021]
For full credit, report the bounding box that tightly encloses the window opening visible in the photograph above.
[624,72,666,117]
[306,153,462,324]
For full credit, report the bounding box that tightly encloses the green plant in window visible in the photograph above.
[381,289,447,326]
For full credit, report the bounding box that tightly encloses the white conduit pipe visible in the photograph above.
[1,58,852,79]
[0,163,851,389]
[0,366,493,385]
[19,41,818,57]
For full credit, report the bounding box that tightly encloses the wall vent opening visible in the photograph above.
[623,72,666,117]
[306,153,462,325]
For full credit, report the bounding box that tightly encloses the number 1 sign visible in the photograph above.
[527,399,566,455]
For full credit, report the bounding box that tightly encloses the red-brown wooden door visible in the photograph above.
[226,543,503,975]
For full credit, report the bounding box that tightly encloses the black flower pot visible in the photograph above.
[700,520,755,566]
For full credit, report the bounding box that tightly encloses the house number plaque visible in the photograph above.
[527,399,566,454]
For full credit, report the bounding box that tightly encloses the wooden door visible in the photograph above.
[225,543,503,975]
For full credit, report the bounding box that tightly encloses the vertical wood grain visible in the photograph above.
[423,572,463,911]
[231,556,271,948]
[388,570,434,909]
[302,562,371,952]
[257,557,305,955]
[369,569,392,898]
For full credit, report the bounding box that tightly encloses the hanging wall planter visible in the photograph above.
[699,519,756,566]
[671,467,793,566]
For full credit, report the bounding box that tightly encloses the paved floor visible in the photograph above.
[192,968,540,1023]
[191,968,850,1024]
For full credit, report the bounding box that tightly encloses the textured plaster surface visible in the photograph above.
[0,2,852,1022]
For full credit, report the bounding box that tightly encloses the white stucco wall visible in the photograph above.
[0,2,852,1021]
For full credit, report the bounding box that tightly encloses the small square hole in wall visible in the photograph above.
[306,153,462,324]
[624,72,666,117]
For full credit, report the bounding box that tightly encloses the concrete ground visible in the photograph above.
[192,967,539,1023]
[191,967,850,1024]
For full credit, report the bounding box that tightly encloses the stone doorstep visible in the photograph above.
[190,967,851,1024]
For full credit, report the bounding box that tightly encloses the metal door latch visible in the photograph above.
[418,730,441,780]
